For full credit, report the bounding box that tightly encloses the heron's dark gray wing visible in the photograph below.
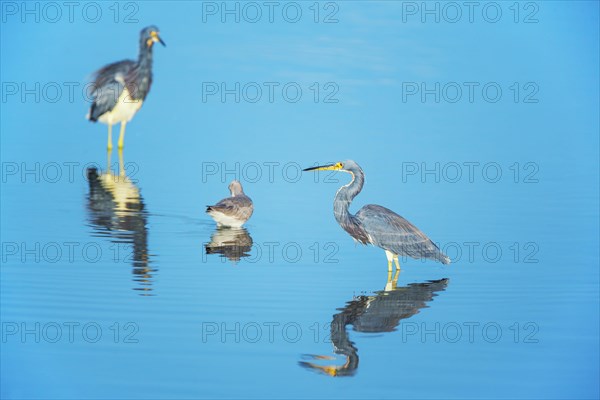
[88,60,135,121]
[88,79,125,121]
[91,60,135,90]
[355,204,450,264]
[206,195,254,221]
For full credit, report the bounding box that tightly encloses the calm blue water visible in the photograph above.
[1,2,599,399]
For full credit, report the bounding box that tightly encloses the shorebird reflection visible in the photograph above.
[300,272,449,377]
[86,149,155,295]
[205,227,253,263]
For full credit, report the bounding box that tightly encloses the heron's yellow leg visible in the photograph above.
[118,122,127,149]
[107,124,113,151]
[118,148,125,177]
[394,257,401,272]
[385,250,395,273]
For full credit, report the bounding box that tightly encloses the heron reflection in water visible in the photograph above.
[86,149,155,294]
[205,227,253,263]
[300,273,449,377]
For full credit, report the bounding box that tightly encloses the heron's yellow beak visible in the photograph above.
[303,162,343,172]
[150,31,166,46]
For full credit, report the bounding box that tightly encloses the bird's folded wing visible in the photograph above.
[91,60,135,90]
[88,79,125,121]
[355,204,442,259]
[207,197,253,219]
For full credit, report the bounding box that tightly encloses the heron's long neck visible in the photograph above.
[333,170,364,227]
[133,43,153,99]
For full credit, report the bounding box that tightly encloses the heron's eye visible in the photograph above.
[336,162,343,169]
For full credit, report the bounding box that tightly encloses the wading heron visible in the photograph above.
[87,26,165,150]
[206,181,254,228]
[303,160,450,271]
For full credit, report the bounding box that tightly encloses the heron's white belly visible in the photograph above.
[208,211,246,228]
[98,88,143,125]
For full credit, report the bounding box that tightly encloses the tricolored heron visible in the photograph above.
[303,160,450,271]
[206,181,254,228]
[87,26,165,150]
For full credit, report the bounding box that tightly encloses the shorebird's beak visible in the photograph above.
[151,31,166,47]
[303,162,343,172]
